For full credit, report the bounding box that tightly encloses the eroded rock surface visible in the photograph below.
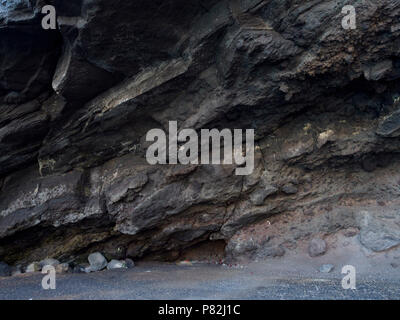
[1,0,400,265]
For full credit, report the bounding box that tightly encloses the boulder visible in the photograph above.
[125,259,135,269]
[25,262,41,273]
[377,109,400,137]
[0,262,11,277]
[107,260,127,270]
[11,265,22,276]
[308,238,327,257]
[55,263,70,274]
[88,252,108,271]
[358,211,400,252]
[39,258,60,269]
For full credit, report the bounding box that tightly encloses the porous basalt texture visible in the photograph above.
[1,0,400,264]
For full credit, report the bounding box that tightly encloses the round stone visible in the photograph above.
[308,238,327,257]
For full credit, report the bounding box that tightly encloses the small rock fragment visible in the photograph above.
[72,264,87,273]
[84,266,94,273]
[319,264,334,273]
[308,238,327,257]
[317,130,334,148]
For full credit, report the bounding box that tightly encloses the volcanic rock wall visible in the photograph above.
[1,0,400,265]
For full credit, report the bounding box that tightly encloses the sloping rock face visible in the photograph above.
[1,0,400,264]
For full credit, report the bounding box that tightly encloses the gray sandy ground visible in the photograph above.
[1,259,399,300]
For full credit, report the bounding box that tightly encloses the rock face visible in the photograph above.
[1,1,400,265]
